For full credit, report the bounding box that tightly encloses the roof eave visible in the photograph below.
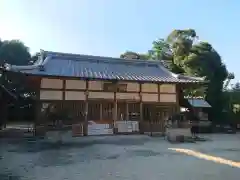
[4,71,200,84]
[157,63,207,84]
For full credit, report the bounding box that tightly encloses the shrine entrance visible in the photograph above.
[139,104,175,134]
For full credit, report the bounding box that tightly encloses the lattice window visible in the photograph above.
[103,82,127,92]
[128,103,140,121]
[102,103,113,121]
[88,101,100,121]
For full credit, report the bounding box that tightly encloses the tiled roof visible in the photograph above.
[187,98,211,108]
[5,50,205,83]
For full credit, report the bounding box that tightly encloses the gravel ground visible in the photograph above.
[0,134,239,180]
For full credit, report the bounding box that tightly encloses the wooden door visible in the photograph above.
[117,102,127,121]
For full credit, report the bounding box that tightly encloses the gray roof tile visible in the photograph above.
[7,51,205,83]
[187,99,211,108]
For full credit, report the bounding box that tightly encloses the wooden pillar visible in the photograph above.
[100,103,103,120]
[113,82,118,133]
[84,80,89,136]
[113,93,117,121]
[62,79,66,100]
[175,84,180,114]
[34,77,41,136]
[139,83,144,134]
[139,83,143,121]
[126,103,129,121]
[158,83,161,102]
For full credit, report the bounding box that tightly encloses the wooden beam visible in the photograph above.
[113,83,117,121]
[34,77,41,136]
[100,103,103,120]
[112,82,118,134]
[175,84,180,114]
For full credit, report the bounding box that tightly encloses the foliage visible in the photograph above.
[223,73,235,90]
[0,38,37,123]
[120,51,149,60]
[232,82,240,91]
[0,38,36,97]
[223,83,240,125]
[120,29,233,123]
[0,39,31,65]
[150,38,172,60]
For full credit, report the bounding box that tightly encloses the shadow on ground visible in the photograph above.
[3,136,159,153]
[0,172,22,180]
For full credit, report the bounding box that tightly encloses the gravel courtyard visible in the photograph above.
[0,134,239,180]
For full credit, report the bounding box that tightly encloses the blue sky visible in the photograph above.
[0,0,239,83]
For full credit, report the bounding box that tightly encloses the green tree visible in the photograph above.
[166,30,229,122]
[0,38,36,124]
[121,29,232,123]
[223,82,240,125]
[0,39,3,48]
[232,82,240,91]
[30,52,40,65]
[120,51,149,60]
[0,40,31,65]
[149,38,185,73]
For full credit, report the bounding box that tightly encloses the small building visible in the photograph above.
[186,97,211,120]
[3,50,205,136]
[183,97,212,130]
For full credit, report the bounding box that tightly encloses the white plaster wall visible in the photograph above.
[65,91,86,100]
[116,93,140,100]
[40,90,63,100]
[88,92,114,99]
[65,80,86,89]
[160,84,176,93]
[88,81,103,90]
[125,82,140,92]
[141,93,158,102]
[160,94,176,102]
[141,83,158,93]
[41,78,63,89]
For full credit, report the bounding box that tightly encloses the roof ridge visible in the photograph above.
[44,50,162,65]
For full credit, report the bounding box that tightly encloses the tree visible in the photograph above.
[223,82,240,126]
[0,38,34,98]
[150,38,172,60]
[0,39,2,48]
[120,51,149,60]
[223,73,235,90]
[149,38,185,73]
[121,29,232,123]
[232,82,240,91]
[167,30,229,122]
[0,40,31,66]
[29,52,40,65]
[0,38,36,124]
